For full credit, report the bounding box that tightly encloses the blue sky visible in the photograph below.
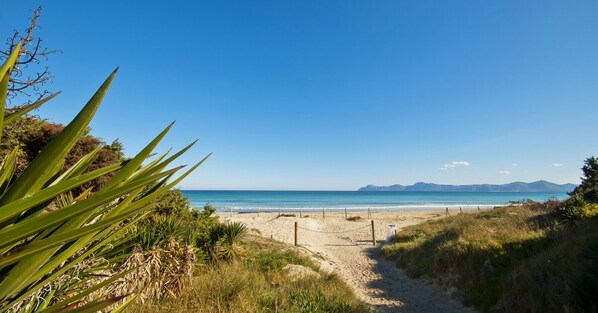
[2,1,597,190]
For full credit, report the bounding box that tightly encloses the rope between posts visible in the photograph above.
[297,224,371,234]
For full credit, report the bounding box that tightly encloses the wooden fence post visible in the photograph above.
[371,220,376,246]
[322,208,325,219]
[300,208,302,218]
[278,208,281,217]
[257,207,260,217]
[294,222,298,246]
[345,208,347,219]
[446,207,449,217]
[230,207,232,217]
[478,206,481,211]
[460,207,463,214]
[367,208,371,219]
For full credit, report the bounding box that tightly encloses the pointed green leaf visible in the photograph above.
[111,295,138,313]
[50,147,101,186]
[0,164,120,224]
[126,148,171,181]
[23,186,145,289]
[43,161,201,278]
[38,164,187,279]
[0,147,19,197]
[0,209,150,269]
[49,295,128,313]
[39,269,133,313]
[3,92,61,125]
[0,42,22,134]
[27,158,64,198]
[14,217,140,304]
[100,122,174,192]
[0,68,118,204]
[132,140,199,181]
[0,41,21,81]
[0,166,177,248]
[0,68,8,137]
[166,153,211,188]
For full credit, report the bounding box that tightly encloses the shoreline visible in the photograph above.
[207,204,498,214]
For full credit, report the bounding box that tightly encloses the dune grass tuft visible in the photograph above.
[382,201,598,312]
[131,234,371,313]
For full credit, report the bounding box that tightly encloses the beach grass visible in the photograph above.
[130,234,370,313]
[381,201,598,312]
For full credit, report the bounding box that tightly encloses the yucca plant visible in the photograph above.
[134,215,191,250]
[213,222,247,261]
[0,43,208,312]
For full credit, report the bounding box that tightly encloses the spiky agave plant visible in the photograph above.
[0,43,208,312]
[214,222,247,261]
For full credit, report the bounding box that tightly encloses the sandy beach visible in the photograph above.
[220,209,476,313]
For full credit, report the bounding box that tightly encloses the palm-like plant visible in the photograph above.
[0,43,208,312]
[214,222,247,261]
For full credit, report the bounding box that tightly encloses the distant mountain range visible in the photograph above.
[358,180,577,193]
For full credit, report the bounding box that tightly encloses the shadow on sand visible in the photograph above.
[360,246,475,313]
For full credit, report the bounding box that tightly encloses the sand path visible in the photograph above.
[223,210,476,313]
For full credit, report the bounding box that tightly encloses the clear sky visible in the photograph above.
[2,1,597,190]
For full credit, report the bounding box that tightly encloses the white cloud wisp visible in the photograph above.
[440,161,471,171]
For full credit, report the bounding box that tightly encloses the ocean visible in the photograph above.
[180,190,568,213]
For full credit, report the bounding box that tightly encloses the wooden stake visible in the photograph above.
[257,207,260,217]
[446,207,449,217]
[371,220,376,246]
[322,208,325,219]
[278,208,281,217]
[230,207,232,217]
[300,208,302,218]
[345,208,347,219]
[294,222,298,246]
[460,207,463,214]
[367,208,371,219]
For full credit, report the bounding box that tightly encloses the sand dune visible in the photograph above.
[222,209,476,313]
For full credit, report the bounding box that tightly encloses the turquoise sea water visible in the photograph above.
[181,190,568,213]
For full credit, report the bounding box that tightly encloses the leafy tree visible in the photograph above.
[571,157,598,203]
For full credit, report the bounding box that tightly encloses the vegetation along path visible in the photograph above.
[226,211,476,313]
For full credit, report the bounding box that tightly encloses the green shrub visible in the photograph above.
[153,189,193,217]
[559,195,589,222]
[558,194,598,222]
[133,190,220,252]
